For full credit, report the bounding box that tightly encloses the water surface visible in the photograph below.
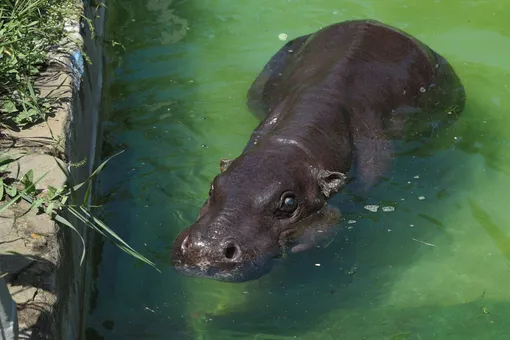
[85,0,510,339]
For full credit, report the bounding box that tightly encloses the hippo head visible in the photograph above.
[170,148,346,282]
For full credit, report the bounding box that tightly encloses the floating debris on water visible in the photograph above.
[315,263,321,267]
[278,33,288,41]
[418,196,426,200]
[410,224,415,227]
[382,206,395,212]
[364,205,379,212]
[347,220,356,230]
[414,175,420,179]
[412,238,436,247]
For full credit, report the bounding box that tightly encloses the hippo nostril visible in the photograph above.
[181,235,191,254]
[223,241,240,260]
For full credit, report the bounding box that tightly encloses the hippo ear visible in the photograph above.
[313,169,347,198]
[220,158,233,172]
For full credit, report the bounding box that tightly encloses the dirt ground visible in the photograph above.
[1,57,74,339]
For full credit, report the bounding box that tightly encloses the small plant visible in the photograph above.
[0,151,160,271]
[0,0,80,129]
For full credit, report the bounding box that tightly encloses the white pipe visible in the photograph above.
[0,278,18,340]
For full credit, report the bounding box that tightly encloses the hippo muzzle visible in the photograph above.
[171,224,281,282]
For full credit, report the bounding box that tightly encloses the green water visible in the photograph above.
[85,0,510,339]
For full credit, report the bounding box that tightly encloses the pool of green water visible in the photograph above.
[84,0,510,339]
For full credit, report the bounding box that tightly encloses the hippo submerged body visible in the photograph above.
[171,19,466,282]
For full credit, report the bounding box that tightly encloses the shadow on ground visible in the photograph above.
[1,253,56,340]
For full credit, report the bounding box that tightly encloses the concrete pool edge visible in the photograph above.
[0,1,106,339]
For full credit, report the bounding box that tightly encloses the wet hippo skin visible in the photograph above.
[171,19,466,282]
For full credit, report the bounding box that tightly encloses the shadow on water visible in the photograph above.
[85,1,203,339]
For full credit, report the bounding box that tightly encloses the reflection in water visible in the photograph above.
[85,0,510,339]
[469,200,510,265]
[146,0,188,44]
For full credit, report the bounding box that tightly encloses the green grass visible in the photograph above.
[0,0,79,129]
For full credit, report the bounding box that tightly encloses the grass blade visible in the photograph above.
[0,169,51,213]
[78,206,159,271]
[53,212,86,265]
[72,150,124,192]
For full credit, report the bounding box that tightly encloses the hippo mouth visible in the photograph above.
[170,227,283,283]
[171,251,281,283]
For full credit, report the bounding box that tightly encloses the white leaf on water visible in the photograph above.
[364,205,379,212]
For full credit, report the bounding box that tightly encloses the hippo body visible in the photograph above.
[171,19,465,282]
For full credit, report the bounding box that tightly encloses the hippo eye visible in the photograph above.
[280,192,298,213]
[208,184,214,199]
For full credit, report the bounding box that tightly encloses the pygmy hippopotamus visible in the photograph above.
[171,19,466,282]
